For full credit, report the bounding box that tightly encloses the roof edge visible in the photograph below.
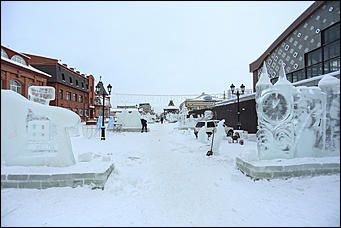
[249,1,325,73]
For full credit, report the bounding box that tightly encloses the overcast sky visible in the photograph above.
[1,1,314,95]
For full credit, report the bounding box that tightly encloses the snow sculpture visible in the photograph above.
[1,90,80,167]
[318,75,340,156]
[116,109,142,129]
[204,110,214,120]
[198,125,208,144]
[107,116,115,129]
[28,86,55,105]
[256,62,339,160]
[212,120,226,154]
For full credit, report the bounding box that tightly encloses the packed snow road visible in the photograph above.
[1,123,340,226]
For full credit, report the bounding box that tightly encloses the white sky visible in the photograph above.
[1,1,314,95]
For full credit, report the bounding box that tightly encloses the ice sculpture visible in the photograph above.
[318,75,340,156]
[107,116,115,129]
[116,109,142,129]
[212,120,226,154]
[256,62,340,160]
[1,89,80,167]
[198,125,208,144]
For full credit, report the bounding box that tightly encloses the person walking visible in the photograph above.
[160,116,164,124]
[141,118,147,133]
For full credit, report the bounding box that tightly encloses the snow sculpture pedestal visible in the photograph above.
[236,64,340,180]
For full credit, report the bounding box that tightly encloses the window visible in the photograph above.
[322,22,340,44]
[11,55,26,65]
[76,80,79,86]
[292,69,305,82]
[69,77,73,84]
[59,89,63,99]
[86,84,89,90]
[82,82,84,88]
[85,109,88,117]
[10,79,21,94]
[306,63,322,78]
[73,93,77,102]
[1,48,8,58]
[195,122,205,128]
[79,109,83,116]
[74,108,78,113]
[324,41,340,60]
[62,73,65,81]
[79,95,83,103]
[324,58,340,74]
[66,92,71,100]
[207,122,215,128]
[306,49,322,66]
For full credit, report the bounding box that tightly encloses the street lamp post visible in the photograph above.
[95,81,112,140]
[230,83,245,130]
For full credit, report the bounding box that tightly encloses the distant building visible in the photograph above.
[1,45,51,98]
[94,79,111,119]
[22,53,96,121]
[180,92,222,111]
[250,1,340,91]
[139,103,152,114]
[163,100,179,114]
[116,104,138,109]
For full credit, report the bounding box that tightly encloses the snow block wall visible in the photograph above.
[1,89,81,167]
[256,63,340,160]
[116,109,142,128]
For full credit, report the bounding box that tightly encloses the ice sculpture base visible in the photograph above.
[1,161,114,190]
[236,156,339,180]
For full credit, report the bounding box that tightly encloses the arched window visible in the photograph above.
[11,55,27,65]
[10,79,22,94]
[1,48,8,58]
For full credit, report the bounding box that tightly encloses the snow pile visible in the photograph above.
[1,123,339,227]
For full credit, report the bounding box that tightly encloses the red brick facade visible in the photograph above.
[1,46,50,98]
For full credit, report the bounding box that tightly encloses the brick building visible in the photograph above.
[1,45,52,98]
[23,53,96,121]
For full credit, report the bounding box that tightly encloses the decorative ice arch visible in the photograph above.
[1,87,81,167]
[256,63,340,160]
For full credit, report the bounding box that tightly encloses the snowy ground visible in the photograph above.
[1,122,340,227]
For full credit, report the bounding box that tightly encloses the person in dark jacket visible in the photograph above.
[141,118,147,132]
[160,116,164,124]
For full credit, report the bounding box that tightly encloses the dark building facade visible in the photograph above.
[191,1,340,134]
[250,1,340,91]
[25,54,96,121]
[189,95,258,133]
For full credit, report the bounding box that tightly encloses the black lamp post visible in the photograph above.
[95,80,112,140]
[230,83,245,130]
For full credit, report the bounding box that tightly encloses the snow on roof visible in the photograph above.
[1,56,52,78]
[164,105,178,110]
[1,45,31,59]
